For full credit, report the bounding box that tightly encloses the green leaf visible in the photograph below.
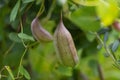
[111,40,119,52]
[104,32,109,43]
[19,66,31,80]
[69,6,100,31]
[22,0,34,4]
[18,33,35,41]
[85,32,96,42]
[96,0,119,26]
[5,66,15,80]
[10,0,20,22]
[9,32,21,43]
[36,0,42,5]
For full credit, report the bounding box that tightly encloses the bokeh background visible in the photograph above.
[0,0,120,80]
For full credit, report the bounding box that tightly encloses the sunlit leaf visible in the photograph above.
[96,0,119,26]
[10,0,20,22]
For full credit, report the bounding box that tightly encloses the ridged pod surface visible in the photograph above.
[31,18,53,42]
[54,17,79,67]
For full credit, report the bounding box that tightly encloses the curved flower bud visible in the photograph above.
[31,18,53,42]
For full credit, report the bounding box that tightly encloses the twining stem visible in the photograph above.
[20,19,27,48]
[17,18,28,77]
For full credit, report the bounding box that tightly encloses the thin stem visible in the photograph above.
[36,0,45,18]
[4,42,15,57]
[95,32,116,62]
[20,18,27,48]
[1,75,8,78]
[28,41,39,48]
[25,3,33,13]
[17,48,28,78]
[20,19,23,33]
[45,0,56,20]
[41,0,56,23]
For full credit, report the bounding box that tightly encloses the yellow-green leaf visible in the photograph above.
[73,0,99,6]
[96,0,119,26]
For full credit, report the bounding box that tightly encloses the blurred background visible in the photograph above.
[0,0,120,80]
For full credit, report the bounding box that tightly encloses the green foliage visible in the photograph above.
[19,65,31,79]
[69,6,101,31]
[10,0,20,22]
[5,66,15,80]
[1,0,120,80]
[18,33,34,42]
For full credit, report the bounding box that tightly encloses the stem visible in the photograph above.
[4,42,15,57]
[28,41,39,48]
[20,18,27,48]
[95,32,116,62]
[1,75,8,78]
[36,0,45,18]
[17,48,28,78]
[45,0,56,20]
[97,63,104,80]
[41,0,56,23]
[25,3,33,13]
[20,19,23,33]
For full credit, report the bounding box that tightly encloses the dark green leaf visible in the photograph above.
[10,0,20,22]
[112,40,119,52]
[19,66,31,80]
